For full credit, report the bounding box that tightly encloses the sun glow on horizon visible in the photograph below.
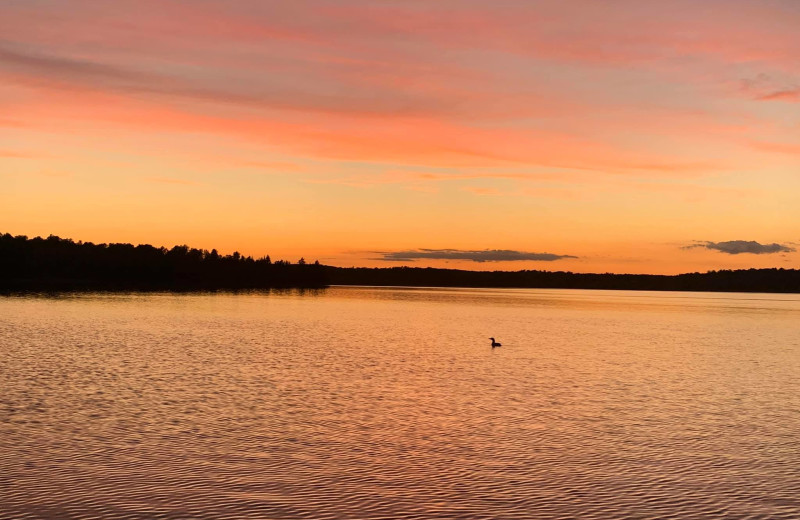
[2,0,799,275]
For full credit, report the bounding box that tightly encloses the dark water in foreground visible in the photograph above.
[1,287,799,519]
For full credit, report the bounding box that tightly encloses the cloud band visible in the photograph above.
[376,248,577,263]
[685,240,795,255]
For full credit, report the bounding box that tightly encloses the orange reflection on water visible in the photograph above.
[1,287,799,518]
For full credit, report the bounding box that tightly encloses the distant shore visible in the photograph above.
[2,233,799,294]
[326,266,800,294]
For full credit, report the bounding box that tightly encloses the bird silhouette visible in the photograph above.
[490,337,502,348]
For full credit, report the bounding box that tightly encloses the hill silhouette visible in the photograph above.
[2,233,798,293]
[0,233,326,291]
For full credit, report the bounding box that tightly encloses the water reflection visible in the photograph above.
[2,288,799,519]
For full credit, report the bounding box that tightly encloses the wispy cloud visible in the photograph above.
[0,18,753,174]
[376,248,577,262]
[741,75,800,103]
[756,89,800,102]
[0,42,468,119]
[684,240,795,255]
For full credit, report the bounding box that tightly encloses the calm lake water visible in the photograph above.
[2,287,799,519]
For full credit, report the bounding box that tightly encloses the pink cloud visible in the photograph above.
[4,83,737,177]
[0,0,792,184]
[757,89,800,102]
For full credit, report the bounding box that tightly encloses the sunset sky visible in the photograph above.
[2,0,798,274]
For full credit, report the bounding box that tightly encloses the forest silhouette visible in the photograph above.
[0,233,325,290]
[2,233,799,293]
[325,266,800,293]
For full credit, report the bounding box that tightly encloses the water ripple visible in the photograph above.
[2,289,800,519]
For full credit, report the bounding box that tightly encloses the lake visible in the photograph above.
[2,287,799,519]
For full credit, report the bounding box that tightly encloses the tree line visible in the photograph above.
[0,233,326,290]
[324,266,800,293]
[3,233,798,293]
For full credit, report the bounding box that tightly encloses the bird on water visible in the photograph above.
[490,337,502,348]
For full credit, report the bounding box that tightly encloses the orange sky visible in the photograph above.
[2,0,799,274]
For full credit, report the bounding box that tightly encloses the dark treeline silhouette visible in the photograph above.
[0,233,326,291]
[325,266,800,293]
[3,233,799,293]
